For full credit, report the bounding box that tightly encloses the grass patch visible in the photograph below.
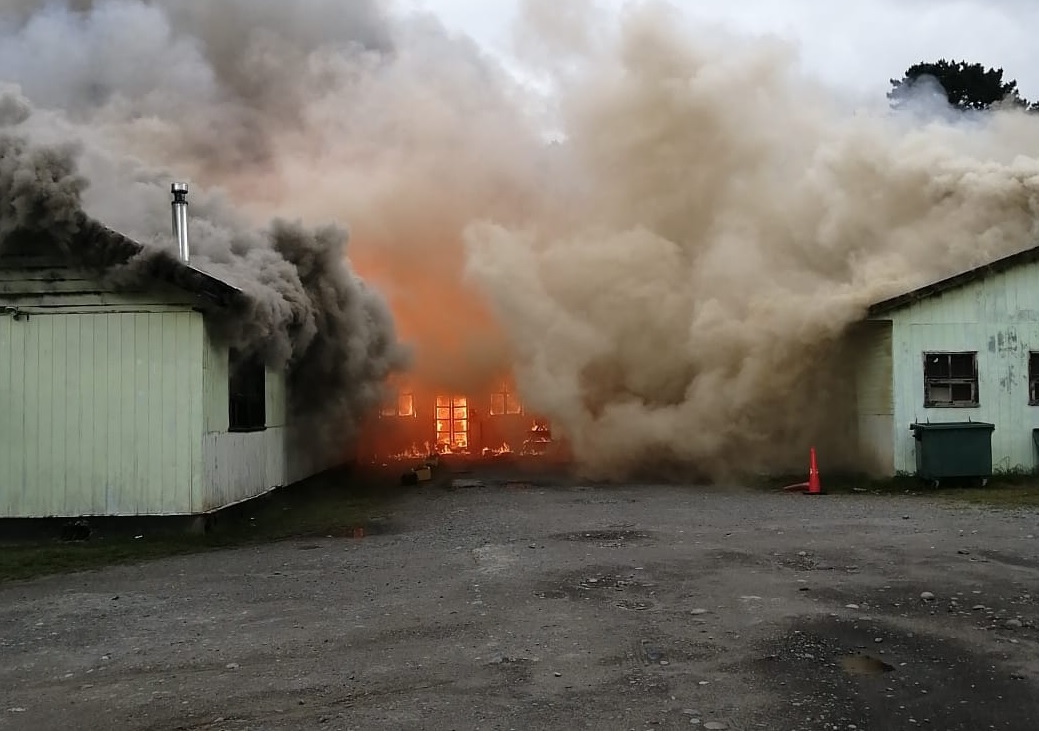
[0,465,426,584]
[753,469,1039,509]
[934,484,1039,509]
[0,540,212,584]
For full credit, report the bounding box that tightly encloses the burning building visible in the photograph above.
[355,373,561,463]
[7,0,1039,487]
[0,165,405,519]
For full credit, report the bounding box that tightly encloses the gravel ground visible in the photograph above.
[2,467,1038,731]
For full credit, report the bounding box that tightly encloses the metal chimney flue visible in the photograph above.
[171,182,190,263]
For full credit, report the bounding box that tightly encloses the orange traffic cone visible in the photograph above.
[806,447,823,495]
[783,447,825,495]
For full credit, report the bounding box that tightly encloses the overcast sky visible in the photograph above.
[406,0,1039,102]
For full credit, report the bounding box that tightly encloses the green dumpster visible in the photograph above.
[909,421,995,483]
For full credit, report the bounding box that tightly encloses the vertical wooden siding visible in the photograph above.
[200,327,291,511]
[0,310,204,517]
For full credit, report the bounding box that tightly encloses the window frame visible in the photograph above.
[1028,352,1039,406]
[489,379,524,416]
[228,348,267,432]
[922,351,979,408]
[380,385,416,418]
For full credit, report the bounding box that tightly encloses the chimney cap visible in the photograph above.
[171,182,189,194]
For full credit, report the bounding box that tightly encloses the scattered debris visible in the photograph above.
[555,529,651,543]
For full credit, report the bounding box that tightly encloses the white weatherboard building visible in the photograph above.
[0,186,337,519]
[853,244,1039,477]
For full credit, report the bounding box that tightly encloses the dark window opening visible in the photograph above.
[923,352,978,408]
[1029,352,1039,405]
[229,348,266,431]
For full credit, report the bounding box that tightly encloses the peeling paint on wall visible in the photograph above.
[877,261,1039,475]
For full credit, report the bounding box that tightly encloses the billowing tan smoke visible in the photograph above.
[5,0,1039,478]
[464,1,1039,478]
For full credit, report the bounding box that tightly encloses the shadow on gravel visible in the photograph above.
[747,614,1039,731]
[0,463,421,583]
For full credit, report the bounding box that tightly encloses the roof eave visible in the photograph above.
[81,219,244,308]
[864,243,1039,319]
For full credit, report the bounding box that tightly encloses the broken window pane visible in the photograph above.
[923,351,979,407]
[949,354,975,379]
[924,354,950,379]
[490,393,506,415]
[927,383,952,404]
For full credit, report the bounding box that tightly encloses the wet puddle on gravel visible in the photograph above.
[840,654,896,676]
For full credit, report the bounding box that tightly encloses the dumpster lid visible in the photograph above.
[910,421,995,431]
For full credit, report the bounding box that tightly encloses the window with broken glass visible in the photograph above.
[923,352,978,407]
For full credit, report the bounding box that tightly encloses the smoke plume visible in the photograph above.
[463,1,1039,478]
[0,0,414,460]
[3,0,1039,478]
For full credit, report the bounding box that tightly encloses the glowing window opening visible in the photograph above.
[489,380,523,416]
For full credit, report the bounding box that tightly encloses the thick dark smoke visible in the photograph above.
[0,77,408,463]
[0,2,514,445]
[0,0,394,174]
[0,125,85,251]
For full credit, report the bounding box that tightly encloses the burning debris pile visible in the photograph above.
[5,0,1039,479]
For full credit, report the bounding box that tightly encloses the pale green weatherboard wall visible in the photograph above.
[0,263,323,518]
[0,266,206,517]
[870,260,1039,475]
[200,325,292,512]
